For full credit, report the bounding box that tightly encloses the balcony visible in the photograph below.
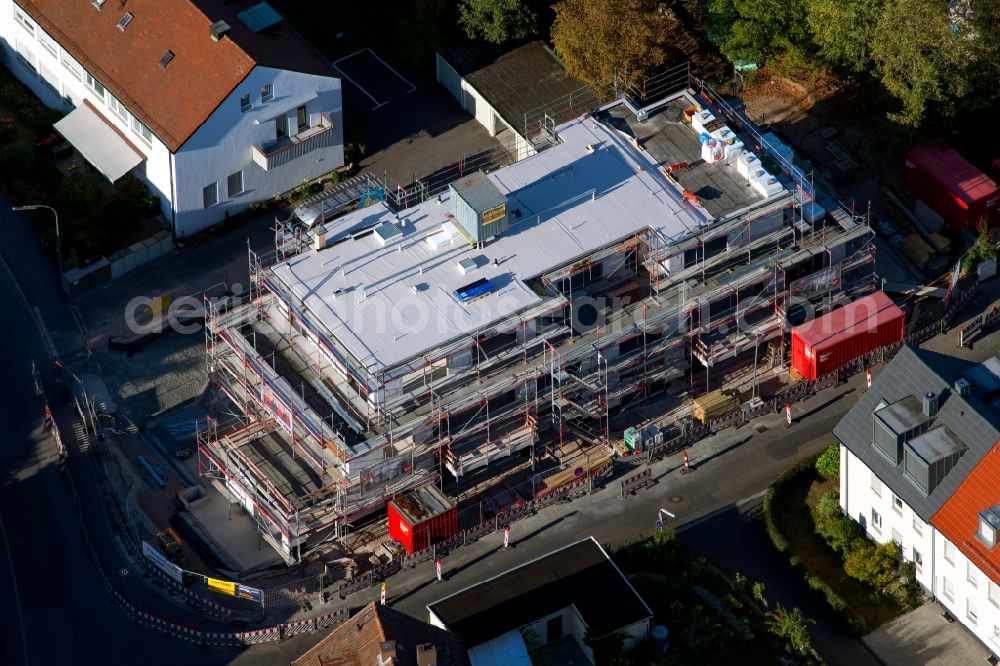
[252,114,336,171]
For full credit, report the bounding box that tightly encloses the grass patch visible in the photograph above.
[767,462,913,633]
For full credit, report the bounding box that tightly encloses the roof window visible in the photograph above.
[117,12,134,31]
[92,0,107,8]
[159,50,175,68]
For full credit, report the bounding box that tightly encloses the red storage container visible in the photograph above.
[791,292,905,380]
[904,143,999,230]
[387,485,458,554]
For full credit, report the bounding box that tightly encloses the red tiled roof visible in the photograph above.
[932,442,1000,586]
[17,0,254,152]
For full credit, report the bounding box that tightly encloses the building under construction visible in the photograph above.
[199,78,875,565]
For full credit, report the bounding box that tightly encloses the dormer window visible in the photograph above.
[978,505,1000,548]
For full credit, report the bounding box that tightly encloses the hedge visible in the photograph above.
[762,453,869,635]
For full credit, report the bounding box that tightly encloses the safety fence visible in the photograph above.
[642,280,981,467]
[338,461,614,599]
[619,468,653,499]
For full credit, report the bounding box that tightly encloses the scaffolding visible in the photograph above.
[196,78,876,566]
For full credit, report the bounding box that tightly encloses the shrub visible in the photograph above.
[815,444,840,479]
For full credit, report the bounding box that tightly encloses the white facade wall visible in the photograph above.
[1,3,344,238]
[839,446,935,592]
[934,534,1000,655]
[173,66,343,237]
[840,445,1000,657]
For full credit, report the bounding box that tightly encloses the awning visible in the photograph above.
[54,103,145,182]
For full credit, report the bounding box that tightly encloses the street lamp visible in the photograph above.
[12,204,62,273]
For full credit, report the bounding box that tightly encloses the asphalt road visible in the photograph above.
[0,193,246,666]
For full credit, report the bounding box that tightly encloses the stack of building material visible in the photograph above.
[692,390,740,423]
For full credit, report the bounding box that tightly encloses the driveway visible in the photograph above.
[864,601,992,665]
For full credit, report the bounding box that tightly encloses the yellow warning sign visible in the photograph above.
[207,577,236,596]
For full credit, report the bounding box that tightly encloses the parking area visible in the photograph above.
[864,601,992,665]
[333,48,415,110]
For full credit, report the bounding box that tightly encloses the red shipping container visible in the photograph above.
[387,485,457,554]
[791,292,905,380]
[904,143,999,230]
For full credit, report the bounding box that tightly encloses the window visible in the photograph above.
[870,471,882,497]
[891,493,903,513]
[109,95,129,122]
[240,94,251,113]
[14,40,36,73]
[979,515,997,547]
[968,562,979,588]
[14,7,35,35]
[159,50,175,68]
[117,12,133,31]
[968,599,978,624]
[891,528,902,547]
[913,516,923,536]
[261,83,273,103]
[296,104,308,131]
[990,582,1000,608]
[39,32,58,58]
[202,182,218,208]
[38,63,59,96]
[131,116,152,144]
[912,547,922,569]
[227,171,244,198]
[871,508,882,531]
[943,576,954,600]
[944,540,955,564]
[275,114,287,140]
[61,51,82,80]
[93,0,107,7]
[85,71,106,101]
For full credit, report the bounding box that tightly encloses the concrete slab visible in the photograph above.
[864,601,991,665]
[184,484,282,573]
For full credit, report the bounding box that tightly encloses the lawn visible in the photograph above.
[773,467,910,631]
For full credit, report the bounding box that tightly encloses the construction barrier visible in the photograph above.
[619,468,653,499]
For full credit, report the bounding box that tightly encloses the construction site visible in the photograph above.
[196,67,876,568]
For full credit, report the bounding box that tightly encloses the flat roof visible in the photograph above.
[875,396,927,435]
[441,41,598,132]
[427,537,651,646]
[792,291,904,351]
[271,101,721,370]
[907,425,965,463]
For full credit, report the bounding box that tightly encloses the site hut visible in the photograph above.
[199,79,875,565]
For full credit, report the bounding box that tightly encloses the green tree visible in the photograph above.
[551,0,674,99]
[805,0,883,73]
[765,604,814,657]
[822,516,860,556]
[815,444,840,479]
[870,0,969,126]
[844,540,899,591]
[708,0,810,65]
[458,0,536,44]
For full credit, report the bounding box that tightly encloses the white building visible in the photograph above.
[835,345,1000,657]
[2,0,343,238]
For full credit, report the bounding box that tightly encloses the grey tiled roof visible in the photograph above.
[833,345,1000,521]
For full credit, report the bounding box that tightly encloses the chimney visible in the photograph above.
[955,377,971,397]
[416,643,438,666]
[378,640,397,664]
[314,229,327,251]
[922,391,938,418]
[210,20,231,41]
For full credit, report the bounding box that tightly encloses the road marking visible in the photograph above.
[69,304,88,338]
[331,61,387,111]
[31,307,58,361]
[0,511,30,666]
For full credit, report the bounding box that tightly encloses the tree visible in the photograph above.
[551,0,674,99]
[844,540,899,591]
[805,0,884,73]
[708,0,809,65]
[458,0,536,44]
[765,604,814,657]
[870,0,969,126]
[815,444,840,479]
